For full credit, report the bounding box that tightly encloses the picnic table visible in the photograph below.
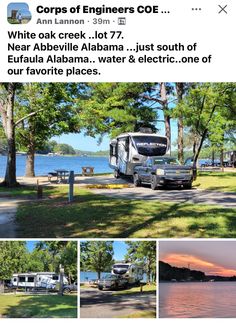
[48,169,70,183]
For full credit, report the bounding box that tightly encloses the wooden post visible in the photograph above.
[68,171,74,203]
[37,180,43,199]
[59,264,64,296]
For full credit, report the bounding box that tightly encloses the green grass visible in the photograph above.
[0,294,77,318]
[118,310,156,318]
[194,172,236,192]
[15,188,236,238]
[113,284,156,296]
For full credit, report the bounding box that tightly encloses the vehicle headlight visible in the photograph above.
[156,169,165,175]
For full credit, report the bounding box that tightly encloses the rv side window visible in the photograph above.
[19,277,26,282]
[53,275,59,281]
[13,278,17,282]
[125,138,129,152]
[28,277,34,282]
[110,144,117,157]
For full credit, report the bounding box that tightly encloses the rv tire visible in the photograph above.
[133,173,141,187]
[151,175,158,190]
[114,170,120,179]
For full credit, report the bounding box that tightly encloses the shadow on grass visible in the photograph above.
[15,189,236,238]
[3,295,77,318]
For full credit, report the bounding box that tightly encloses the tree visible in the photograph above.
[15,83,79,177]
[77,83,157,139]
[54,143,76,155]
[0,241,28,280]
[125,241,156,283]
[179,83,236,167]
[0,83,19,186]
[142,83,175,153]
[80,241,114,279]
[35,241,77,283]
[175,83,185,163]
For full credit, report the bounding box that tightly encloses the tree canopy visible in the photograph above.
[0,241,77,283]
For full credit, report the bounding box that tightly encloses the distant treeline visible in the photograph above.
[0,138,109,157]
[159,261,236,282]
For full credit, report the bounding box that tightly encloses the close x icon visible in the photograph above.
[218,4,228,14]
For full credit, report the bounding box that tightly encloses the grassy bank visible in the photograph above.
[0,294,77,318]
[15,188,236,238]
[118,310,156,318]
[113,284,156,296]
[194,172,236,192]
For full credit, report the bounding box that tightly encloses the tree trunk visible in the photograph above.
[160,83,171,154]
[176,83,184,164]
[212,149,215,166]
[0,83,18,187]
[164,115,171,154]
[220,148,224,172]
[98,271,101,279]
[25,142,35,177]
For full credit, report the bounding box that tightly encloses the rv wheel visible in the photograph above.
[133,174,141,187]
[114,170,120,179]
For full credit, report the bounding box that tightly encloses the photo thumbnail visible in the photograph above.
[80,240,156,318]
[0,240,77,318]
[0,82,235,239]
[159,240,236,318]
[7,3,31,24]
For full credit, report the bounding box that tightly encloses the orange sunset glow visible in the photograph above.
[162,253,236,277]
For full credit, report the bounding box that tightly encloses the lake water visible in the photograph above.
[159,282,236,318]
[81,271,148,283]
[80,271,110,282]
[0,155,111,177]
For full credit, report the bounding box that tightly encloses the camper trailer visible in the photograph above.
[109,131,168,177]
[10,272,68,290]
[111,262,143,284]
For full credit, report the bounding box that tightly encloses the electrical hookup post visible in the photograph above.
[0,0,235,82]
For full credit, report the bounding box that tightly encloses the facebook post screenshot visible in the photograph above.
[0,0,235,321]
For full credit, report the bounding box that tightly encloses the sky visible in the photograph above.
[160,241,236,277]
[26,240,39,252]
[113,241,128,261]
[52,118,178,152]
[26,241,128,259]
[7,3,30,17]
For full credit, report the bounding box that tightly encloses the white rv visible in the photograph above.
[10,272,68,290]
[112,262,143,284]
[109,131,168,177]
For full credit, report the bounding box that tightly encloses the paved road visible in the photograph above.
[91,187,236,208]
[0,198,20,238]
[80,288,156,318]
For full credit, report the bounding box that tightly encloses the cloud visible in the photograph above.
[162,253,236,277]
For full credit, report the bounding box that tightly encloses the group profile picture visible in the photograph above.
[7,2,32,24]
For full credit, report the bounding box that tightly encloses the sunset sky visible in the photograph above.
[159,241,236,277]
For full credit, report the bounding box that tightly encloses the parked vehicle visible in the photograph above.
[109,130,168,177]
[133,156,193,190]
[112,262,143,284]
[98,274,128,291]
[9,272,68,290]
[63,282,77,294]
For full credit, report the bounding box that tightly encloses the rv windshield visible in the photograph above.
[113,265,129,269]
[153,158,180,165]
[132,136,167,156]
